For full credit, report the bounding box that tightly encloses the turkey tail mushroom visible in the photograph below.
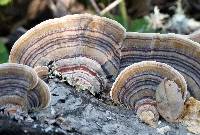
[121,32,200,100]
[0,63,38,113]
[9,14,126,95]
[0,63,51,114]
[28,78,51,111]
[110,61,187,126]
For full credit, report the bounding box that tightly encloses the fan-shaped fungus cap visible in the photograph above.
[121,32,200,100]
[55,57,107,95]
[0,63,51,113]
[28,78,51,111]
[110,61,187,126]
[0,63,38,111]
[9,14,126,94]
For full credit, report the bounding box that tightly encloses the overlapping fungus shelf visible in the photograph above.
[0,63,38,110]
[0,63,50,113]
[28,78,51,111]
[9,14,126,94]
[121,32,200,100]
[110,61,187,126]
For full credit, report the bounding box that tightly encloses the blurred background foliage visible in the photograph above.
[0,0,12,6]
[0,41,8,63]
[0,0,200,63]
[0,0,11,63]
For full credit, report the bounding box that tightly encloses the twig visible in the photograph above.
[100,0,122,16]
[119,0,128,29]
[90,0,101,15]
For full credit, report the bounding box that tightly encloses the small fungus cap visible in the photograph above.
[110,61,187,105]
[0,63,38,108]
[0,63,38,89]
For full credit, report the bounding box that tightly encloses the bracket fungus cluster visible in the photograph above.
[0,63,51,114]
[110,61,187,126]
[121,32,200,100]
[115,32,200,126]
[9,14,126,95]
[7,14,200,129]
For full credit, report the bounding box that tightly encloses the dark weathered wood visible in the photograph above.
[0,116,64,135]
[0,81,192,135]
